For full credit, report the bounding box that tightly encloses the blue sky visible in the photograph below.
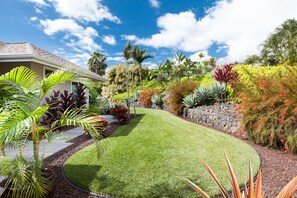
[1,0,297,69]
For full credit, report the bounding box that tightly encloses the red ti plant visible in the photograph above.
[213,64,238,88]
[110,103,129,124]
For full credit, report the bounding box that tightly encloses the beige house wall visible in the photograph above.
[0,62,31,75]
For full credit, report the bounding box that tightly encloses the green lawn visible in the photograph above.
[64,108,260,197]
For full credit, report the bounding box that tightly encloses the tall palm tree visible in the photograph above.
[165,59,174,80]
[88,52,108,75]
[132,46,153,89]
[151,62,166,88]
[0,66,103,198]
[174,52,186,81]
[123,42,133,117]
[183,58,196,81]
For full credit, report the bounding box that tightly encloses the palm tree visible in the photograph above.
[123,42,133,117]
[132,46,153,89]
[0,66,103,198]
[88,52,108,75]
[183,58,196,81]
[261,18,297,65]
[165,59,174,80]
[151,62,166,88]
[174,52,186,81]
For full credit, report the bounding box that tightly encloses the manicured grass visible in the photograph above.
[64,108,260,197]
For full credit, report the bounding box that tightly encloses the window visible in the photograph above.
[45,69,54,77]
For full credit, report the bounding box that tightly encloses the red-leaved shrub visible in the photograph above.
[167,81,198,115]
[110,103,129,124]
[213,64,238,88]
[139,88,162,108]
[237,66,297,153]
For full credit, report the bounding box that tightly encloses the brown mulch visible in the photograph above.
[44,113,297,198]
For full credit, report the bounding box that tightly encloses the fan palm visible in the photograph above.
[87,52,108,76]
[132,45,153,89]
[0,66,103,198]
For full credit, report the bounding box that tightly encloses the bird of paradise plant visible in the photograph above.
[0,66,105,198]
[183,154,297,198]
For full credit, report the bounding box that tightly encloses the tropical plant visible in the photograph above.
[101,101,114,115]
[88,52,108,76]
[261,19,297,66]
[0,66,103,198]
[236,66,297,153]
[151,92,166,109]
[184,154,297,198]
[150,62,167,88]
[110,103,129,124]
[74,83,87,109]
[173,52,186,81]
[209,82,227,101]
[183,94,197,108]
[183,58,197,81]
[139,88,156,108]
[244,55,262,65]
[194,86,215,106]
[59,90,76,113]
[123,42,133,117]
[167,81,198,115]
[132,45,153,89]
[213,64,238,89]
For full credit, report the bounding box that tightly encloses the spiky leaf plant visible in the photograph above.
[183,94,197,108]
[209,82,226,101]
[194,87,215,106]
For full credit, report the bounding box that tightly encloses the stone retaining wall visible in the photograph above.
[183,102,241,133]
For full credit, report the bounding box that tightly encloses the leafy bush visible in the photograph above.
[101,101,114,115]
[183,94,196,108]
[40,90,62,126]
[213,64,238,88]
[139,88,155,108]
[151,92,166,109]
[237,66,297,153]
[196,73,215,87]
[110,103,129,124]
[167,81,198,115]
[74,83,86,109]
[112,92,128,102]
[60,90,76,113]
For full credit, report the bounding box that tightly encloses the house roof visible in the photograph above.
[0,42,106,81]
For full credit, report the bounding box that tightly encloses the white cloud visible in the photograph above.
[24,0,48,6]
[135,0,297,63]
[102,35,117,45]
[189,51,212,62]
[40,18,101,52]
[106,56,124,63]
[48,0,121,23]
[30,16,38,21]
[149,0,160,8]
[121,34,137,41]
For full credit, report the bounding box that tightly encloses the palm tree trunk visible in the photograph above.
[139,64,143,90]
[32,122,40,167]
[126,64,131,119]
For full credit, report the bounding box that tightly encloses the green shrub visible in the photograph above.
[196,73,215,87]
[237,66,297,153]
[167,81,198,115]
[112,92,128,102]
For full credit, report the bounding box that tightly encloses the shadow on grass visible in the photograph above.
[111,113,145,137]
[63,164,128,195]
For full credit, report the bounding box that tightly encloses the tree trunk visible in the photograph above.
[139,64,143,90]
[126,64,131,119]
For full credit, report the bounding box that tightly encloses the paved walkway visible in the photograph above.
[0,115,114,194]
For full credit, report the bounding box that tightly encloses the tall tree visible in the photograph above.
[183,58,196,81]
[261,18,297,65]
[132,46,153,89]
[150,62,166,88]
[173,52,186,81]
[88,52,108,75]
[123,42,133,117]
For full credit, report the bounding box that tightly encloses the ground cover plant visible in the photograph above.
[64,108,260,198]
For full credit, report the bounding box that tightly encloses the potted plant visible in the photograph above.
[0,66,104,198]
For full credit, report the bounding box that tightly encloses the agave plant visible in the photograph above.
[194,87,215,106]
[0,66,104,198]
[183,154,297,198]
[151,92,166,109]
[209,82,226,101]
[183,94,197,108]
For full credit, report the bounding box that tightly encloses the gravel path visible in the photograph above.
[44,116,297,198]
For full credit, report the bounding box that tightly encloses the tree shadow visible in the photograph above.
[63,164,127,195]
[110,113,145,137]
